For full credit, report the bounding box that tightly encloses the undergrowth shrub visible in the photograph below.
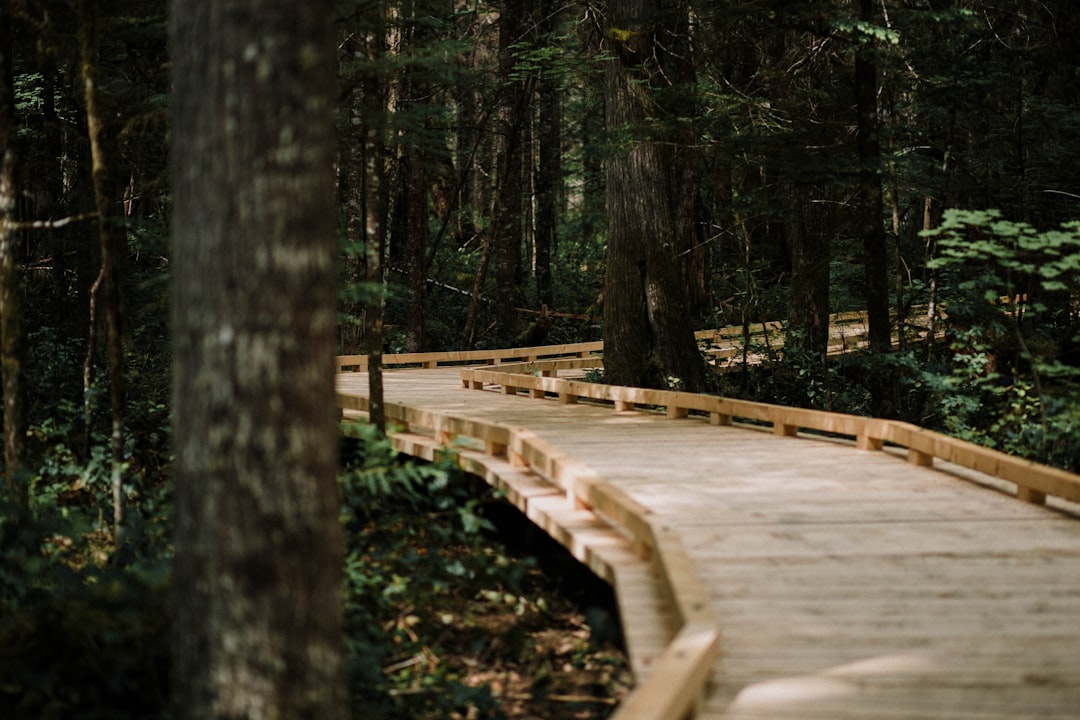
[921,209,1080,471]
[339,421,524,719]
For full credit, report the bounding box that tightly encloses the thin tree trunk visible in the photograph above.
[363,12,387,434]
[0,0,25,510]
[404,150,426,352]
[664,2,709,325]
[535,14,558,307]
[460,228,494,350]
[493,0,527,343]
[854,0,893,415]
[786,195,830,360]
[79,0,126,537]
[854,0,889,352]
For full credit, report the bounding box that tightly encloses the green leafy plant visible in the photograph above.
[921,209,1080,469]
[338,422,517,719]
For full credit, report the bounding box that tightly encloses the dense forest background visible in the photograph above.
[1,0,1079,718]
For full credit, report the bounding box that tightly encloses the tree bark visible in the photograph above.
[403,150,427,352]
[362,11,387,434]
[535,16,558,309]
[170,1,346,717]
[78,0,127,537]
[602,0,706,391]
[662,2,710,325]
[854,0,894,415]
[854,0,890,354]
[0,0,25,510]
[786,195,830,359]
[493,0,527,343]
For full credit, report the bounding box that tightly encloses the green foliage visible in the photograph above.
[0,551,171,720]
[338,423,522,719]
[920,209,1080,470]
[715,339,926,420]
[832,18,900,46]
[0,451,172,720]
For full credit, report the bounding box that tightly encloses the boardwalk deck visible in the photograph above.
[336,366,1080,720]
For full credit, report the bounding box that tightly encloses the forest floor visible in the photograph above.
[416,503,634,719]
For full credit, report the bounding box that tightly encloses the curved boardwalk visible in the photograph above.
[337,362,1080,720]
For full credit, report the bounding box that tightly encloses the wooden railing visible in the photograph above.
[336,392,721,720]
[459,359,1080,508]
[337,308,938,373]
[335,341,602,372]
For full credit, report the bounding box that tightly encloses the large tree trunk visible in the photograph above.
[0,0,25,510]
[170,1,346,718]
[602,0,706,392]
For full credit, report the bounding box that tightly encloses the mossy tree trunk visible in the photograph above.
[170,0,346,717]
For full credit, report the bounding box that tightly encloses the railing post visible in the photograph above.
[1017,487,1047,505]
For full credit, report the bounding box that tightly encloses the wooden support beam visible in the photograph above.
[710,412,732,426]
[1017,486,1047,505]
[774,422,797,437]
[857,432,884,451]
[908,448,934,466]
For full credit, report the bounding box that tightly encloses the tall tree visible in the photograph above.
[362,6,388,434]
[170,0,346,717]
[78,0,128,535]
[534,0,561,308]
[853,0,894,414]
[0,0,24,510]
[492,0,528,342]
[602,0,706,391]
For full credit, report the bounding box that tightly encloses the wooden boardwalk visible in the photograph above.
[336,355,1080,720]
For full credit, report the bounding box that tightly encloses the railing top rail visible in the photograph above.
[336,307,944,372]
[459,358,1080,509]
[336,340,603,371]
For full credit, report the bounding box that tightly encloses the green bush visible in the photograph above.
[921,209,1080,470]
